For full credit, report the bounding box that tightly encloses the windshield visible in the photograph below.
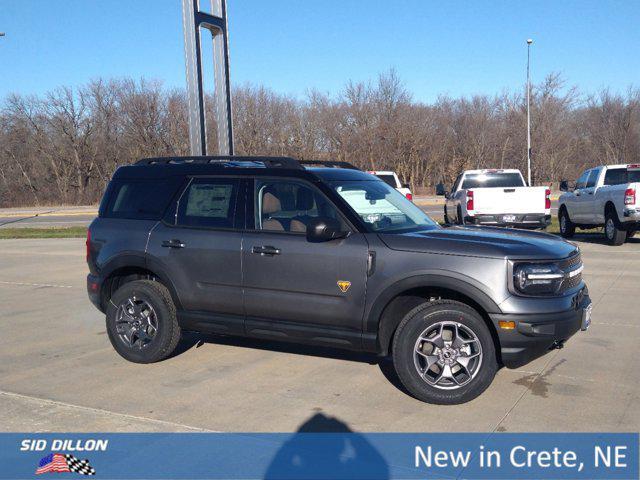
[461,172,525,189]
[331,180,439,233]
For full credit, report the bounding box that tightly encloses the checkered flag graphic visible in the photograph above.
[64,454,96,476]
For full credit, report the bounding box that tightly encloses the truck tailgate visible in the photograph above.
[472,187,547,214]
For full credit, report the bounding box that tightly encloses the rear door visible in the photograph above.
[241,177,369,347]
[146,176,245,334]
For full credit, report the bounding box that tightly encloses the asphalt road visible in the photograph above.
[0,234,637,432]
[0,200,560,228]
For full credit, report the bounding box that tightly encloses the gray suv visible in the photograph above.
[87,157,591,404]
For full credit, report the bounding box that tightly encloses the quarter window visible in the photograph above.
[176,178,239,229]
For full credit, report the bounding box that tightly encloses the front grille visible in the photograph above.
[559,251,583,293]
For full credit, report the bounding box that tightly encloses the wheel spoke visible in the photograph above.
[456,352,479,370]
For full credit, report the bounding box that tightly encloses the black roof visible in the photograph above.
[114,156,370,182]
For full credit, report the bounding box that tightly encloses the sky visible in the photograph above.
[0,0,638,103]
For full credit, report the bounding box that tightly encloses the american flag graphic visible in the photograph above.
[36,453,96,475]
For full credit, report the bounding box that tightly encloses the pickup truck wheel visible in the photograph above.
[604,210,626,246]
[106,280,181,363]
[456,206,464,225]
[391,300,497,405]
[558,208,575,238]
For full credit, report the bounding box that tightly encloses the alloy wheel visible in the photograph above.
[115,296,158,349]
[413,321,483,390]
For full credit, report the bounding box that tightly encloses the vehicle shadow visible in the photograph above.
[171,331,412,394]
[562,232,640,246]
[263,412,390,479]
[173,331,380,365]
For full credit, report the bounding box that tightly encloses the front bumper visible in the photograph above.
[490,290,591,368]
[465,213,551,229]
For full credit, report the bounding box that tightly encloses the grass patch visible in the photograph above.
[0,226,87,239]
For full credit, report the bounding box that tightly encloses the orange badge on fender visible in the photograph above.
[337,280,351,293]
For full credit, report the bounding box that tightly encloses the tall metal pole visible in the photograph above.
[526,38,533,186]
[181,0,234,156]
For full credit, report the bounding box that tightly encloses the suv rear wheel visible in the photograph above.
[391,300,497,404]
[106,280,181,363]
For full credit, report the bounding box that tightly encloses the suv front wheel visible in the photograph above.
[106,280,181,363]
[391,300,497,404]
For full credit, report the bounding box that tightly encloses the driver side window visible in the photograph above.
[575,170,590,190]
[254,179,344,233]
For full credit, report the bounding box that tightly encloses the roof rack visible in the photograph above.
[136,156,303,169]
[136,156,360,171]
[299,160,359,170]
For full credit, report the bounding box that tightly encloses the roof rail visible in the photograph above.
[136,156,303,169]
[299,160,360,170]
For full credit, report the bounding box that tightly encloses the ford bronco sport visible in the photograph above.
[87,157,591,404]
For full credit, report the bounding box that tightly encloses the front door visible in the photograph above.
[146,176,245,334]
[242,178,369,344]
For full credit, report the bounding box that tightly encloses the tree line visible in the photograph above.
[1,71,638,206]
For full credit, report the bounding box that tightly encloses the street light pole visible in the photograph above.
[526,38,533,186]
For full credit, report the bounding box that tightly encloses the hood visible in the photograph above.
[378,226,578,260]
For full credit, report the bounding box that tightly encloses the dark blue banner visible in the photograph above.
[1,433,637,479]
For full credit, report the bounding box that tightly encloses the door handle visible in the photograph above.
[162,239,185,248]
[252,245,281,256]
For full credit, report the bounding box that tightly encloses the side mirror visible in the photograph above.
[306,217,349,243]
[435,183,447,196]
[559,180,569,192]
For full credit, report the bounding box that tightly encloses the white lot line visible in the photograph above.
[0,390,215,432]
[0,280,76,289]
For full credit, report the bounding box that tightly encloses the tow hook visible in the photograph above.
[551,340,565,350]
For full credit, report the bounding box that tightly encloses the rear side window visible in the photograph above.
[375,174,397,188]
[604,168,640,185]
[103,179,180,220]
[176,178,239,229]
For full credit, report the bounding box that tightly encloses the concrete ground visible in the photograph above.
[0,235,638,433]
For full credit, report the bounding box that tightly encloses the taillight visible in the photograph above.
[86,229,91,262]
[545,188,551,209]
[466,191,474,211]
[625,188,636,205]
[405,192,413,201]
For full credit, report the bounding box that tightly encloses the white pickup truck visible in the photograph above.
[558,163,640,245]
[439,169,551,229]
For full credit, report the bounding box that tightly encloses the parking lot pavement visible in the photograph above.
[0,236,638,433]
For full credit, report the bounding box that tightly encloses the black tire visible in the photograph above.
[443,206,450,225]
[558,207,575,238]
[106,280,181,363]
[456,206,464,225]
[391,300,497,405]
[604,208,626,246]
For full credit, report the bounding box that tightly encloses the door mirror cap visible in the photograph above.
[559,180,569,192]
[435,183,447,196]
[306,217,349,243]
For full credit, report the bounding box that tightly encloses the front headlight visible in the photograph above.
[513,263,565,296]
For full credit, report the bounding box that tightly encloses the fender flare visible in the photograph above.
[99,253,183,310]
[364,273,502,355]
